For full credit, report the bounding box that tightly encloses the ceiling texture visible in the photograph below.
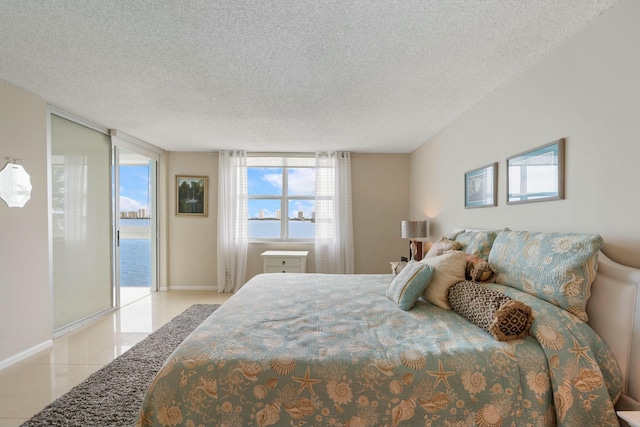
[0,0,618,153]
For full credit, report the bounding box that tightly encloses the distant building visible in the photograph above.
[276,209,281,219]
[298,211,304,220]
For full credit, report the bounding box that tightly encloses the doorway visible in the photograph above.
[115,147,158,307]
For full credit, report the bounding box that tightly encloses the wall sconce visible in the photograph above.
[0,160,32,208]
[401,219,428,261]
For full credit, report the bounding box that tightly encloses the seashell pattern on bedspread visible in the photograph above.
[136,273,622,427]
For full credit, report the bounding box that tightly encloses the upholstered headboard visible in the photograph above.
[587,251,640,410]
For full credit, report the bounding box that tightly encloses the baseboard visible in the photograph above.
[0,339,53,370]
[165,286,218,291]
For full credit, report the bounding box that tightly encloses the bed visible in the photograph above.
[137,230,640,427]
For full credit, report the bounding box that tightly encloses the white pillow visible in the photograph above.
[419,250,467,310]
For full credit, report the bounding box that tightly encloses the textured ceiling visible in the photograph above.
[0,1,617,153]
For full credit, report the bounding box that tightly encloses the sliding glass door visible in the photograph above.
[114,147,158,306]
[51,113,113,332]
[50,111,160,333]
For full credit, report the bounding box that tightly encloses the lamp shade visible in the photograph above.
[401,220,427,239]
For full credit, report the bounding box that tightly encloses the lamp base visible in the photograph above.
[409,240,424,261]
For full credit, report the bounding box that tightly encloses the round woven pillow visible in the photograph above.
[448,281,533,341]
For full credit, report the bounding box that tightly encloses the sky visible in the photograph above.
[248,167,315,218]
[119,165,150,213]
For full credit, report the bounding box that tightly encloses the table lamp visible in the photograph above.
[401,219,428,261]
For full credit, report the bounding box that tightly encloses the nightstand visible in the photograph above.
[618,411,640,427]
[261,251,308,273]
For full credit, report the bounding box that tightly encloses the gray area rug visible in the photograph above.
[20,304,220,427]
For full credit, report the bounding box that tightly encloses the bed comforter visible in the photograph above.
[137,273,622,427]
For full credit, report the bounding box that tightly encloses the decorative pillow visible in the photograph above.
[454,230,500,260]
[488,230,603,322]
[448,281,533,341]
[424,237,462,258]
[419,250,467,310]
[386,261,435,310]
[465,254,497,283]
[444,230,464,240]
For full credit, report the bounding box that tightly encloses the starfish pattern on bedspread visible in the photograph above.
[137,274,622,427]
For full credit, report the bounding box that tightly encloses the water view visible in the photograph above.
[120,239,151,287]
[248,220,315,239]
[120,218,152,287]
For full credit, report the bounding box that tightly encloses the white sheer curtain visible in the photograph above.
[217,150,248,292]
[315,152,354,274]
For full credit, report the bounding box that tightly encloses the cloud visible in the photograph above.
[263,172,282,190]
[261,168,315,196]
[288,168,315,195]
[120,196,146,212]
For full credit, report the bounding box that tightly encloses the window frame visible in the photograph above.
[247,155,315,243]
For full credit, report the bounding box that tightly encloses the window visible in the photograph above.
[247,156,315,241]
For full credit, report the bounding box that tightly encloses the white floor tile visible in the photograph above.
[0,290,230,427]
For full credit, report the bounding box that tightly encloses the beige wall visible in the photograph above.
[164,152,219,289]
[165,153,411,289]
[351,154,410,273]
[409,0,640,268]
[0,81,51,363]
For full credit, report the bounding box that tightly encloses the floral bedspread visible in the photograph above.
[137,273,621,427]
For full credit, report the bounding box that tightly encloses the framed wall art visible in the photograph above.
[176,175,208,216]
[465,162,497,208]
[507,138,565,205]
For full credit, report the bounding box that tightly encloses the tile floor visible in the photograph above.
[0,290,231,427]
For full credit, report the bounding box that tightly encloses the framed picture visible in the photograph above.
[507,138,565,205]
[465,163,497,208]
[176,175,208,216]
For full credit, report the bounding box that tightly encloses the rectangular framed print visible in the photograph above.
[176,175,208,216]
[465,163,497,208]
[507,139,565,204]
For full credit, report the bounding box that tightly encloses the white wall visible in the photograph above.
[0,81,51,364]
[409,0,640,268]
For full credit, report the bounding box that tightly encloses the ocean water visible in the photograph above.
[119,218,152,287]
[248,220,315,239]
[120,239,151,287]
